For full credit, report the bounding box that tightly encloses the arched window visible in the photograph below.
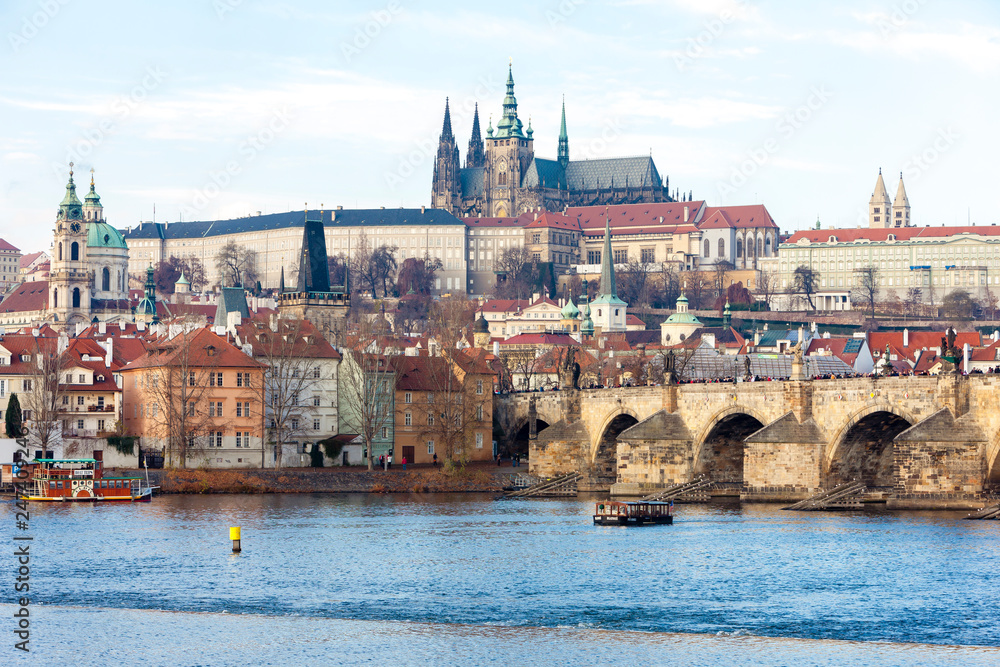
[71,242,79,261]
[718,239,725,258]
[747,239,754,257]
[72,288,81,308]
[765,236,772,254]
[704,239,710,257]
[102,267,110,291]
[498,172,507,186]
[757,237,763,257]
[736,240,743,258]
[52,289,58,308]
[58,243,63,261]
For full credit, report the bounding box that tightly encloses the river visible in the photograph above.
[7,493,1000,665]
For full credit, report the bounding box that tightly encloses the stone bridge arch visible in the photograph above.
[590,407,640,478]
[824,403,918,487]
[986,433,1000,489]
[692,405,768,484]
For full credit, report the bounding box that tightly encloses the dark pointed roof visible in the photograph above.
[441,97,454,140]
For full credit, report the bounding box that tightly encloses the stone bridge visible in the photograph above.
[496,373,1000,508]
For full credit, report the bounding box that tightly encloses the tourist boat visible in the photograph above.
[17,455,154,503]
[593,500,673,526]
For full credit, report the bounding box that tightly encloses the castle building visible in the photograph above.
[432,66,676,218]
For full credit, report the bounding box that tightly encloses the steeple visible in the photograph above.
[297,209,331,293]
[279,266,286,293]
[558,96,569,168]
[441,97,454,140]
[892,171,911,227]
[136,265,159,324]
[58,164,83,222]
[466,102,485,168]
[869,168,892,228]
[494,63,525,139]
[432,98,461,212]
[598,214,617,299]
[83,168,103,222]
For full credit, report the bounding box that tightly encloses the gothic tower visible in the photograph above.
[49,165,92,326]
[466,103,485,168]
[484,65,534,217]
[868,168,892,229]
[557,96,569,169]
[892,172,911,228]
[431,98,461,213]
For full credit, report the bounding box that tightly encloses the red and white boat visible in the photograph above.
[17,452,154,503]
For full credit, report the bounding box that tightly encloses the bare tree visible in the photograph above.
[657,264,681,308]
[184,255,207,292]
[372,245,398,297]
[618,258,653,308]
[339,319,396,471]
[215,241,259,289]
[493,245,535,300]
[22,338,65,455]
[852,266,880,321]
[712,260,735,310]
[904,287,922,317]
[685,272,711,310]
[793,266,820,310]
[755,270,777,311]
[397,255,442,295]
[241,318,332,469]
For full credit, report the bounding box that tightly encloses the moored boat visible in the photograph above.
[594,500,673,526]
[17,453,154,503]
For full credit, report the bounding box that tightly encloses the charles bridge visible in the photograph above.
[496,372,1000,508]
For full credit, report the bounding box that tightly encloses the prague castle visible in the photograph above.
[432,66,680,218]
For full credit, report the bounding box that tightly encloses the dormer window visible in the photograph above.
[20,354,30,362]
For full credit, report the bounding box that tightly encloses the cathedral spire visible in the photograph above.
[558,95,569,168]
[466,102,485,168]
[494,63,524,139]
[441,97,454,140]
[59,163,83,221]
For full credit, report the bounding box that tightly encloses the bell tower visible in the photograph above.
[49,164,92,327]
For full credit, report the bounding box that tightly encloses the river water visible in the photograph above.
[7,493,1000,665]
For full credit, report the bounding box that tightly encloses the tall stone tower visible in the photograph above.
[466,103,485,168]
[431,98,461,212]
[49,165,91,326]
[892,172,911,227]
[868,168,892,229]
[484,65,534,217]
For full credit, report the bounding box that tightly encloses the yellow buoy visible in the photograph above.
[230,526,241,553]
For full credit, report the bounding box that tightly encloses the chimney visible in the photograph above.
[903,328,909,348]
[336,205,343,210]
[137,320,146,331]
[683,206,689,223]
[493,341,499,356]
[98,322,107,334]
[57,333,69,354]
[105,337,113,368]
[119,321,126,331]
[75,322,85,337]
[421,206,426,214]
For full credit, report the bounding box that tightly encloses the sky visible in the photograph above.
[1,0,999,255]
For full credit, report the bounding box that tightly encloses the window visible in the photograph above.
[62,396,69,405]
[613,249,627,263]
[641,248,655,264]
[313,367,320,379]
[214,432,223,447]
[291,418,299,430]
[476,433,484,449]
[532,233,540,243]
[428,413,435,426]
[209,401,223,418]
[187,402,195,417]
[236,432,243,448]
[97,396,104,408]
[704,239,711,257]
[427,393,434,404]
[476,405,484,421]
[588,250,601,265]
[22,410,31,420]
[66,373,72,383]
[236,372,245,387]
[313,419,320,431]
[292,368,299,378]
[736,240,743,258]
[22,379,31,392]
[381,427,388,439]
[718,239,725,258]
[476,380,483,395]
[427,440,435,455]
[210,372,223,387]
[98,419,104,431]
[77,419,84,430]
[313,396,321,407]
[405,412,412,426]
[532,253,541,263]
[78,396,85,406]
[405,392,412,404]
[189,372,195,387]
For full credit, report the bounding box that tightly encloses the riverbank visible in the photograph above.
[132,463,514,494]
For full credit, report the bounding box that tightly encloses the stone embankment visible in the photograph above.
[132,465,510,494]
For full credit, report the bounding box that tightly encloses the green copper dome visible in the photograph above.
[665,311,701,325]
[87,221,127,249]
[561,297,579,319]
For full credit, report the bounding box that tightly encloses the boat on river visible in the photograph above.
[17,455,154,503]
[594,500,673,526]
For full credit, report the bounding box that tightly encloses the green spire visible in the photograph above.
[494,63,525,139]
[599,214,617,298]
[558,95,569,168]
[59,164,83,221]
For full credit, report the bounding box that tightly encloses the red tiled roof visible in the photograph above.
[806,337,863,366]
[868,331,980,363]
[462,216,529,228]
[524,212,581,230]
[18,252,43,269]
[0,280,48,313]
[122,327,263,371]
[626,314,645,326]
[0,238,20,252]
[481,299,530,314]
[699,205,778,230]
[567,202,707,238]
[500,333,578,346]
[235,319,341,360]
[786,225,1000,245]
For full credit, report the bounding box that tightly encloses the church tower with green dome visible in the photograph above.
[47,165,131,329]
[49,164,92,326]
[483,64,535,217]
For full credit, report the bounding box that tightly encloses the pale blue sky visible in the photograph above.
[1,0,999,254]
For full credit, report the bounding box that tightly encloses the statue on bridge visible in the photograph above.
[559,346,582,390]
[663,349,678,385]
[743,355,753,382]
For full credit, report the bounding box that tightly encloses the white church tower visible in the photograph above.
[868,168,892,229]
[891,172,911,227]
